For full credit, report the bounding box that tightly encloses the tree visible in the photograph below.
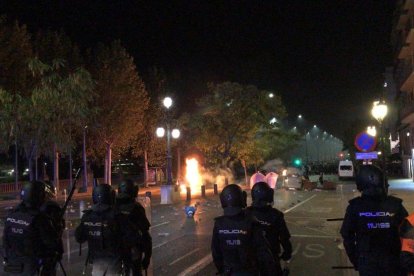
[0,16,33,96]
[22,58,94,183]
[187,82,287,169]
[87,41,149,184]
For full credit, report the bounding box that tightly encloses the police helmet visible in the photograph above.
[251,181,274,207]
[21,181,47,208]
[44,181,56,201]
[118,179,138,199]
[92,184,116,205]
[220,184,246,215]
[356,165,387,196]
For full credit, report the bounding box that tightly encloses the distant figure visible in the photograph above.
[340,165,408,275]
[318,172,324,186]
[250,171,266,189]
[265,172,279,189]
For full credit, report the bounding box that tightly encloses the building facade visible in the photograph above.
[392,0,414,178]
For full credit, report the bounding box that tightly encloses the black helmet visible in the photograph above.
[92,184,115,205]
[118,179,138,199]
[220,184,246,216]
[21,181,46,208]
[251,181,274,207]
[356,165,387,197]
[44,181,56,201]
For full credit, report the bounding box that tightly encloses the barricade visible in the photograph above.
[322,181,337,190]
[302,180,317,191]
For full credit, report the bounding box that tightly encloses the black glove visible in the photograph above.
[280,251,291,261]
[142,257,150,270]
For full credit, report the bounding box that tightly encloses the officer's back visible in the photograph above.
[212,184,275,275]
[3,181,59,275]
[75,184,122,276]
[246,182,292,275]
[115,179,152,276]
[340,165,408,276]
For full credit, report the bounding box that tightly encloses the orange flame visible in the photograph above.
[185,158,202,194]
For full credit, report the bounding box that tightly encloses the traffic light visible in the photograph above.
[293,158,302,167]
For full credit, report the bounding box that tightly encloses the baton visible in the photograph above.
[61,168,82,217]
[332,266,355,269]
[326,218,344,221]
[58,261,67,276]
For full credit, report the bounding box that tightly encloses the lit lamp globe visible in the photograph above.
[367,126,377,137]
[172,129,180,139]
[371,100,388,123]
[156,127,165,137]
[163,97,173,109]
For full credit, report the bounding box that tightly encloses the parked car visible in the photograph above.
[282,167,303,190]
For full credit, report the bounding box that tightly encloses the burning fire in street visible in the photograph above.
[182,158,203,194]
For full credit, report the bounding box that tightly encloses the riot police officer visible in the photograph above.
[246,182,292,275]
[75,183,122,276]
[3,181,60,275]
[212,184,276,275]
[340,165,408,275]
[116,179,152,276]
[40,181,65,275]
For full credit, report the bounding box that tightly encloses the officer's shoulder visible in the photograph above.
[269,207,284,216]
[348,197,362,204]
[386,195,403,204]
[214,215,226,221]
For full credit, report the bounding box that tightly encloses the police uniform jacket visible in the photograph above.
[211,209,276,275]
[115,197,152,260]
[246,206,292,260]
[340,195,408,267]
[75,203,122,261]
[400,213,414,275]
[3,203,59,267]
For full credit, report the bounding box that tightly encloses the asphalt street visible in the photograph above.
[0,177,413,275]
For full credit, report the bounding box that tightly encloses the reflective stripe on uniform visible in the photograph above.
[401,238,414,253]
[407,214,414,226]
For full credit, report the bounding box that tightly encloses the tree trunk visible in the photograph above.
[14,140,18,190]
[28,157,33,182]
[35,156,38,181]
[105,143,112,185]
[69,150,73,185]
[144,150,149,187]
[53,143,59,191]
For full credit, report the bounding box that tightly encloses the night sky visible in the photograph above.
[1,0,397,137]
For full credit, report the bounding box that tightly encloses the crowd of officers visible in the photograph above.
[3,164,414,275]
[2,180,151,276]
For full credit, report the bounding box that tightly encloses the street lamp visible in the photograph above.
[157,96,180,204]
[371,99,388,189]
[367,126,377,137]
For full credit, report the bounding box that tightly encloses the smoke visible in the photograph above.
[261,159,284,173]
[200,167,235,189]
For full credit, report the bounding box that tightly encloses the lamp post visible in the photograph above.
[80,125,88,192]
[157,97,180,204]
[371,99,388,187]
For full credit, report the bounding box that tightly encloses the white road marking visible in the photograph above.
[177,254,213,276]
[283,194,317,214]
[152,234,186,249]
[169,248,200,266]
[151,221,170,228]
